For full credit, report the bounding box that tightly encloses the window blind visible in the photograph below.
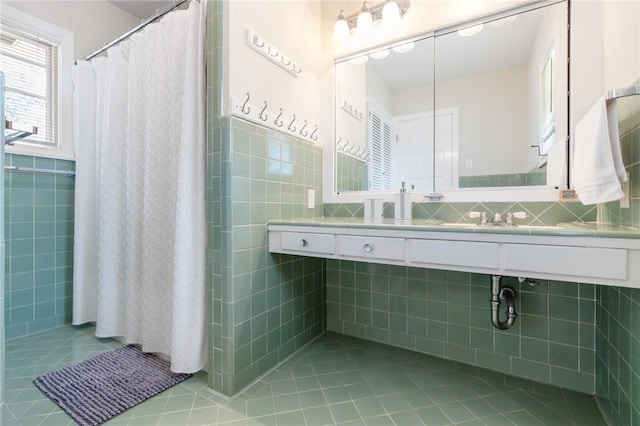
[0,25,57,146]
[368,103,392,191]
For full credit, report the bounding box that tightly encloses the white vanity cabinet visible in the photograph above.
[268,222,640,289]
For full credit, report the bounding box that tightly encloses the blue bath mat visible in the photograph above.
[33,345,192,426]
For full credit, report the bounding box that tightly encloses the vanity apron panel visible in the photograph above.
[503,244,627,281]
[408,239,500,269]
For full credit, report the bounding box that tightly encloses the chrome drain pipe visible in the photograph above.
[490,275,517,330]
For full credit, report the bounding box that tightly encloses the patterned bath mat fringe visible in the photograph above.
[33,345,192,426]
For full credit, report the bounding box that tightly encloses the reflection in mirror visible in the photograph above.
[335,37,435,193]
[434,1,568,190]
[333,1,568,196]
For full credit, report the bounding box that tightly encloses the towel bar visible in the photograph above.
[606,85,640,103]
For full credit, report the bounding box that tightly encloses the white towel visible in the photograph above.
[572,95,628,205]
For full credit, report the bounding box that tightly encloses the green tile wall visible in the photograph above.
[1,97,5,422]
[596,91,640,425]
[207,116,325,396]
[459,169,547,188]
[336,153,367,192]
[206,0,324,396]
[3,154,75,340]
[326,260,597,393]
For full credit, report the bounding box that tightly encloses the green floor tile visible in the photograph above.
[353,397,386,418]
[439,401,478,423]
[302,406,334,426]
[329,401,361,423]
[6,326,607,426]
[414,405,452,425]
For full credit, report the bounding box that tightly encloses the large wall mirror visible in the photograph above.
[334,0,568,200]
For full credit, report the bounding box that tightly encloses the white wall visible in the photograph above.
[227,1,322,141]
[432,65,529,176]
[335,60,367,152]
[2,1,140,58]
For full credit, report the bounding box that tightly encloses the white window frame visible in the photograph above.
[1,5,75,160]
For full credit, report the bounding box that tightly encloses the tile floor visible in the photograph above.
[3,325,607,425]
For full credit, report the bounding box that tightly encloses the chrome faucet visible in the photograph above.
[468,211,528,226]
[468,211,488,225]
[506,211,528,226]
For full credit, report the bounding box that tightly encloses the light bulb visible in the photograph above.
[369,49,390,60]
[356,2,374,37]
[332,10,350,42]
[381,1,402,27]
[457,24,484,37]
[391,42,414,53]
[349,55,369,65]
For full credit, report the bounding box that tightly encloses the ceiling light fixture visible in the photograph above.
[332,0,410,42]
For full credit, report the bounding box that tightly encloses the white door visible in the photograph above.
[394,109,458,192]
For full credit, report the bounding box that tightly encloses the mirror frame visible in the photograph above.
[326,0,569,204]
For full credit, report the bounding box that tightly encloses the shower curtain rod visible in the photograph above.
[83,0,191,61]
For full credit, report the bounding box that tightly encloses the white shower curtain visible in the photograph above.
[72,1,207,373]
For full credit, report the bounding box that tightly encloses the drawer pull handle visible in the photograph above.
[300,239,308,247]
[363,243,373,253]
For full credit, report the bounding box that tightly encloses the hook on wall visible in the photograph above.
[300,120,308,137]
[259,101,268,122]
[252,35,265,48]
[288,114,297,132]
[241,92,251,114]
[268,45,279,57]
[274,108,283,127]
[311,125,318,141]
[246,29,302,78]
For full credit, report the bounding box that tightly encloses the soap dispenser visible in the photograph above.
[394,182,412,221]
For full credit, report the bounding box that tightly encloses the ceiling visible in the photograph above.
[108,1,173,19]
[365,11,541,90]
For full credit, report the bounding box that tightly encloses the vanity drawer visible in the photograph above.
[337,235,405,261]
[281,232,335,255]
[409,239,500,269]
[503,244,627,280]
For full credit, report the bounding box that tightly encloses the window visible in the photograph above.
[0,6,74,160]
[367,100,392,191]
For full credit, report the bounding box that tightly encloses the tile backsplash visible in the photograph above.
[325,200,597,225]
